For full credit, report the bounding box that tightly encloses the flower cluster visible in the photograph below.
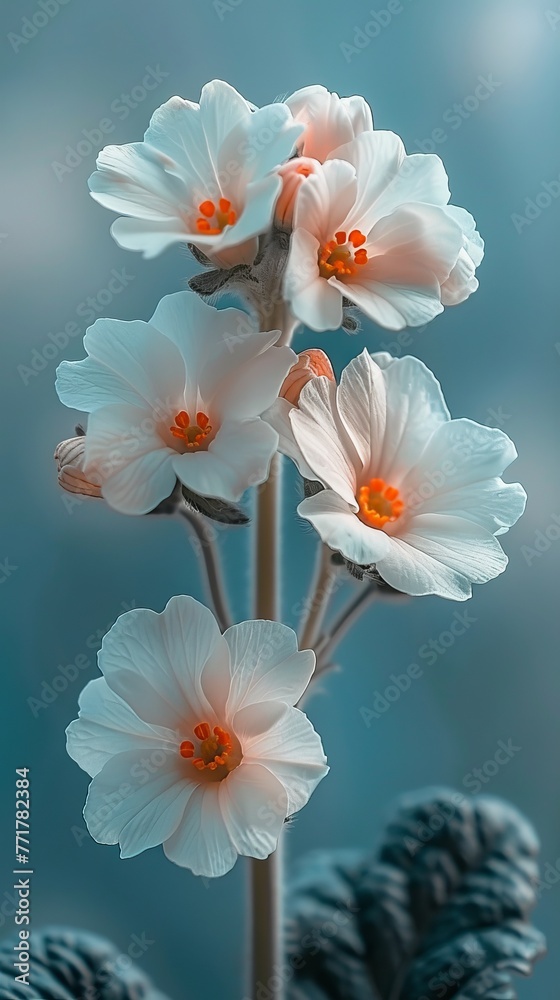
[56,80,524,876]
[88,81,483,332]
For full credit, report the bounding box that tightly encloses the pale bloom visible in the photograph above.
[66,596,328,877]
[283,132,484,332]
[285,85,374,162]
[54,436,103,498]
[279,349,335,405]
[55,291,295,514]
[270,350,525,600]
[88,80,303,267]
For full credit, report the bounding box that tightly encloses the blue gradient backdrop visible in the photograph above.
[1,0,559,996]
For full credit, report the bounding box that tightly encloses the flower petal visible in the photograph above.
[56,319,185,413]
[409,477,527,535]
[377,514,508,599]
[83,748,196,857]
[214,346,296,421]
[98,596,226,729]
[290,377,359,504]
[375,354,450,481]
[163,784,237,877]
[219,762,287,859]
[223,621,315,714]
[110,216,189,258]
[239,703,329,815]
[172,418,278,501]
[336,349,387,473]
[298,490,391,566]
[403,418,519,505]
[84,403,177,516]
[284,228,343,331]
[66,678,177,778]
[262,398,317,481]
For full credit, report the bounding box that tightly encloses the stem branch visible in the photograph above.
[178,507,233,632]
[299,544,336,651]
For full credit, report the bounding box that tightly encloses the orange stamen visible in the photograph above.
[358,477,405,529]
[181,721,240,778]
[349,229,366,248]
[169,410,212,450]
[194,722,211,740]
[318,230,369,279]
[195,198,237,236]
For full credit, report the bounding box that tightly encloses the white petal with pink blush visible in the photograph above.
[88,80,304,266]
[55,290,296,514]
[283,131,484,332]
[285,85,374,162]
[66,597,328,877]
[281,350,525,600]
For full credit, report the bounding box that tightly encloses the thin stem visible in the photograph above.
[250,453,283,999]
[255,454,281,620]
[299,544,336,651]
[177,507,233,632]
[315,584,378,675]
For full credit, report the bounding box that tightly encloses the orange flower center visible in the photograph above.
[358,478,404,529]
[318,230,368,279]
[196,198,237,235]
[180,722,241,781]
[170,410,212,449]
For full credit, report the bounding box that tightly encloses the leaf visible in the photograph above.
[286,787,546,999]
[181,486,249,525]
[0,926,172,999]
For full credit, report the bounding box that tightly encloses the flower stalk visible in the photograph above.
[250,453,284,999]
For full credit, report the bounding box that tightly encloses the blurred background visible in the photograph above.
[1,0,559,995]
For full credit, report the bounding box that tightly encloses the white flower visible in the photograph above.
[269,350,525,601]
[88,80,303,267]
[283,132,484,332]
[285,85,374,162]
[55,291,295,514]
[66,596,328,877]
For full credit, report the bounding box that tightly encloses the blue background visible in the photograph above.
[1,0,559,996]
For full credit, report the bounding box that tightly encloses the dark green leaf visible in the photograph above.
[0,926,171,1000]
[286,788,546,999]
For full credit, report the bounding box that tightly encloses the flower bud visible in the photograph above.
[54,437,102,498]
[275,157,318,228]
[279,349,335,406]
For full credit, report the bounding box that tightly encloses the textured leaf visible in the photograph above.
[0,926,171,1000]
[286,787,546,999]
[181,485,249,525]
